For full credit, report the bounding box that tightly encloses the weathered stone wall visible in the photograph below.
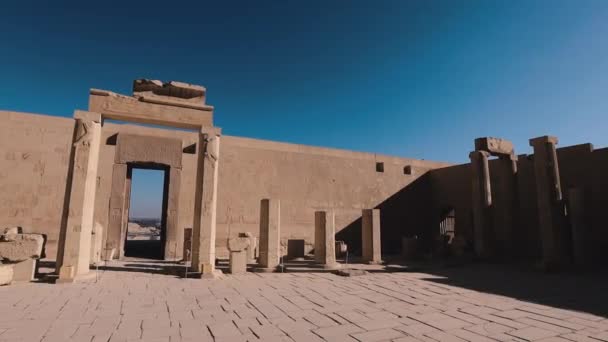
[428,143,608,264]
[0,111,74,258]
[0,111,450,260]
[217,136,449,256]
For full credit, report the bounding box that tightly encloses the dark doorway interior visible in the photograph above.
[124,164,169,259]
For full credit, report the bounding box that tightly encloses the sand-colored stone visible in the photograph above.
[0,233,45,262]
[90,222,103,264]
[314,210,339,269]
[258,199,281,271]
[191,128,221,277]
[239,232,257,262]
[56,111,102,281]
[11,259,36,282]
[361,209,382,264]
[0,264,13,285]
[228,237,250,274]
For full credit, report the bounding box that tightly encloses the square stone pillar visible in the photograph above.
[469,150,493,259]
[164,167,182,260]
[361,209,382,264]
[106,163,128,258]
[56,111,102,282]
[191,128,221,277]
[529,136,569,268]
[257,199,281,271]
[315,210,340,269]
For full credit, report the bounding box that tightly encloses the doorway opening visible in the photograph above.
[124,164,169,259]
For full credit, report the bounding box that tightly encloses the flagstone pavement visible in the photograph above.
[1,262,607,342]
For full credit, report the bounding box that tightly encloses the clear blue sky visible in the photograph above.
[2,1,607,217]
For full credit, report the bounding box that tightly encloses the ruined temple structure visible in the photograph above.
[1,79,606,282]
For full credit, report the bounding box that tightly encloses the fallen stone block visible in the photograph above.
[0,233,45,262]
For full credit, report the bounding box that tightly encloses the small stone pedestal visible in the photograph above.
[228,237,250,275]
[238,232,257,263]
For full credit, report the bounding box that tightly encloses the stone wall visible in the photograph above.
[0,111,451,260]
[427,143,608,264]
[0,111,74,258]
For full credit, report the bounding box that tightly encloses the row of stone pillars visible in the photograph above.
[227,199,383,274]
[469,135,577,269]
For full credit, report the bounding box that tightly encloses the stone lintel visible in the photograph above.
[89,89,213,129]
[115,134,183,168]
[474,137,514,156]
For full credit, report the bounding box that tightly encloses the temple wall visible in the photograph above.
[0,111,74,258]
[0,111,450,260]
[4,109,604,264]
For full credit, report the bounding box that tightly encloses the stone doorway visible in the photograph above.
[124,164,169,260]
[56,79,222,282]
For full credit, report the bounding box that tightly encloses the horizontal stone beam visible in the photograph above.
[474,137,514,156]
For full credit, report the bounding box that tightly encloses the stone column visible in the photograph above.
[56,111,102,282]
[315,210,340,269]
[469,150,493,259]
[257,199,281,271]
[164,167,181,260]
[106,163,128,259]
[361,209,382,264]
[529,136,568,268]
[568,187,587,266]
[191,128,221,278]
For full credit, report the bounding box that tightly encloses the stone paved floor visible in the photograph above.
[1,262,607,342]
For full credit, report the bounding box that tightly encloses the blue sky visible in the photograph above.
[2,1,607,217]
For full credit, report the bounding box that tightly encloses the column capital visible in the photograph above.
[74,110,102,123]
[200,126,222,136]
[469,150,490,159]
[529,135,558,146]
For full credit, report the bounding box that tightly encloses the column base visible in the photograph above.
[201,269,224,279]
[363,260,384,265]
[253,265,283,273]
[319,263,342,270]
[56,271,98,284]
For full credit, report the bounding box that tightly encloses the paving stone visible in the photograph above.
[507,326,559,340]
[350,328,405,342]
[0,262,606,342]
[313,323,364,340]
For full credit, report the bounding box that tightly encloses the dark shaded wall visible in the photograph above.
[423,142,608,265]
